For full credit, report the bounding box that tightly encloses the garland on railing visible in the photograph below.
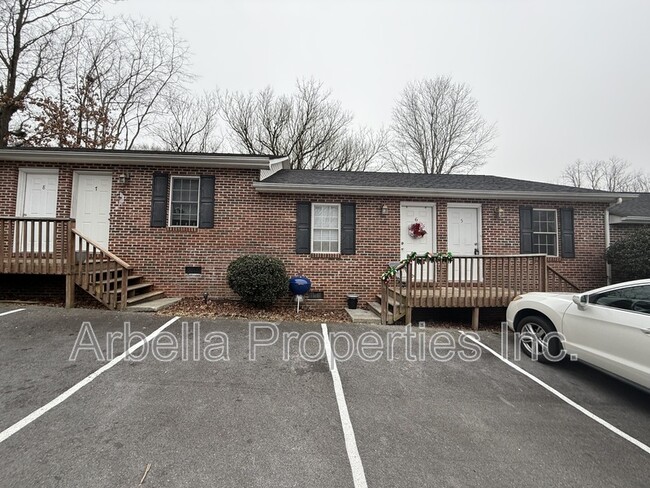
[381,251,453,282]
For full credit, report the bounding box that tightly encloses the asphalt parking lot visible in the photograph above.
[0,305,649,487]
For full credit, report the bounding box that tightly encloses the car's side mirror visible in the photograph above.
[573,294,588,310]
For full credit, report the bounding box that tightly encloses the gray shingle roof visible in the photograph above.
[610,192,650,217]
[262,169,612,194]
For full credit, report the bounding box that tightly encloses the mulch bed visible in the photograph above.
[158,297,352,323]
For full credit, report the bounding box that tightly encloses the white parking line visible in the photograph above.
[0,316,180,444]
[321,323,368,488]
[460,331,650,456]
[0,308,25,317]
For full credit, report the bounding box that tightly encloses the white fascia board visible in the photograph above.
[269,156,291,169]
[0,149,271,169]
[253,182,630,202]
[617,216,650,224]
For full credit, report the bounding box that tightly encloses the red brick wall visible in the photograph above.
[609,223,650,244]
[0,160,611,308]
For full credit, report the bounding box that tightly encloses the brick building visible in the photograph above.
[0,148,635,315]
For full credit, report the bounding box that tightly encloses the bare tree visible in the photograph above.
[0,0,103,146]
[560,156,649,192]
[561,159,603,189]
[220,78,384,170]
[321,127,388,171]
[17,16,190,148]
[153,90,221,152]
[388,76,497,174]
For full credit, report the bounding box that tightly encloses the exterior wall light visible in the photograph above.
[381,204,388,215]
[118,172,130,184]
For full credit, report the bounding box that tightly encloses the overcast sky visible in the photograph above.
[107,0,650,183]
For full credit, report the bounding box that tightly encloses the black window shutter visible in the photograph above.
[560,207,575,258]
[341,202,356,255]
[296,202,311,254]
[150,172,169,227]
[519,206,533,254]
[198,176,215,229]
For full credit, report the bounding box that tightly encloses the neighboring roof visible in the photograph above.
[610,192,650,223]
[0,147,286,169]
[255,169,631,202]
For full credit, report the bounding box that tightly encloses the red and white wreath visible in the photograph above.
[408,220,427,239]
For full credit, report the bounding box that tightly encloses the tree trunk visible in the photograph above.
[0,108,12,147]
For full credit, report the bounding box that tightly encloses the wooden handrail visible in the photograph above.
[71,229,132,270]
[547,265,581,292]
[1,216,74,222]
[70,228,132,310]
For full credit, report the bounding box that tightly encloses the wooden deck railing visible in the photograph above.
[71,229,132,310]
[381,254,581,325]
[0,216,132,310]
[547,266,580,293]
[0,217,72,274]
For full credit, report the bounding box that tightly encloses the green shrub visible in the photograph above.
[227,254,288,307]
[606,228,650,283]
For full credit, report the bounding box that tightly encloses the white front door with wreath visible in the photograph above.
[400,203,436,281]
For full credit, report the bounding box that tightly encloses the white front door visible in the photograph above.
[73,173,112,249]
[447,205,481,281]
[400,203,435,281]
[18,170,59,252]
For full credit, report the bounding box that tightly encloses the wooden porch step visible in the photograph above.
[127,290,165,305]
[375,294,404,309]
[116,282,153,295]
[367,301,382,317]
[367,301,399,325]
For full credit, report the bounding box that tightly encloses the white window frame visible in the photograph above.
[311,203,341,254]
[532,208,559,257]
[168,176,201,228]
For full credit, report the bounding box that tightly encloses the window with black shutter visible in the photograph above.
[520,205,571,258]
[296,201,356,255]
[151,173,215,228]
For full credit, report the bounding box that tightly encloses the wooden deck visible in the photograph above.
[380,254,581,327]
[0,217,143,310]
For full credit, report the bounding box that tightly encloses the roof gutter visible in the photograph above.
[0,149,272,169]
[253,182,631,202]
[605,197,623,285]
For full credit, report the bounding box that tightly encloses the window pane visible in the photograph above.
[170,178,199,226]
[590,285,650,313]
[532,210,557,256]
[312,204,340,253]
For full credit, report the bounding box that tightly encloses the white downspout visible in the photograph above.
[604,197,623,285]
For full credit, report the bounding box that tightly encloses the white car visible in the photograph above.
[506,279,650,391]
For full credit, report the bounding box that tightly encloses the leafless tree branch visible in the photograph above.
[388,76,497,174]
[220,78,384,170]
[0,0,103,146]
[560,156,649,192]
